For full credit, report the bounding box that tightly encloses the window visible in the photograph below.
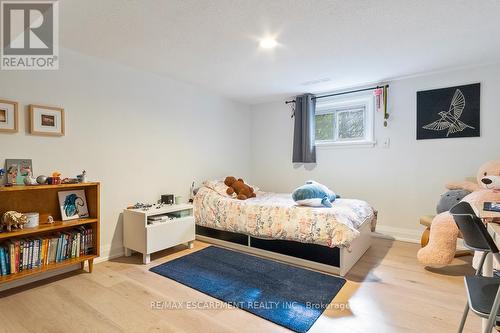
[315,93,375,147]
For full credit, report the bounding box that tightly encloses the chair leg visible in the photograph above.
[476,251,489,276]
[484,286,500,333]
[458,303,469,333]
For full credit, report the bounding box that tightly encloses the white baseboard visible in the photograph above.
[374,224,468,251]
[373,225,422,244]
[95,244,125,264]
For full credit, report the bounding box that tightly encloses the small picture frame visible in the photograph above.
[58,190,89,221]
[29,104,65,136]
[0,99,18,133]
[5,159,33,185]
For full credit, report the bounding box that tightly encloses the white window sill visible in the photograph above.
[315,140,376,149]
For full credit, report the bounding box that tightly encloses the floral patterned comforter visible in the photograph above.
[194,186,377,248]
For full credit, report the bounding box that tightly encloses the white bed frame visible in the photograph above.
[196,219,372,276]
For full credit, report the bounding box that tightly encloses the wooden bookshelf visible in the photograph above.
[0,182,100,285]
[0,255,97,284]
[0,218,98,241]
[0,182,99,192]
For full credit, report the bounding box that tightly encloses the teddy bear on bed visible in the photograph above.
[417,160,500,267]
[224,176,256,200]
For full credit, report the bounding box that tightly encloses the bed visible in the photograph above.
[193,181,377,276]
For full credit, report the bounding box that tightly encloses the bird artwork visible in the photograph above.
[422,89,474,137]
[58,190,89,220]
[63,193,85,217]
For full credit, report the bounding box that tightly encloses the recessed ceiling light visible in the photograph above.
[259,37,278,49]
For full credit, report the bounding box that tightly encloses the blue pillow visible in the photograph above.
[292,181,338,207]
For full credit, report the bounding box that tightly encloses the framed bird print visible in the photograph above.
[58,190,89,221]
[416,83,480,140]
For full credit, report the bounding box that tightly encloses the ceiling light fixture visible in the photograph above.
[259,37,278,49]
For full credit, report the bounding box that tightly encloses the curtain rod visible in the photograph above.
[284,84,389,104]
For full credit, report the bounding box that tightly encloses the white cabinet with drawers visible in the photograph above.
[123,204,195,264]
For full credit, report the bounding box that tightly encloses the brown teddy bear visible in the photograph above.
[224,176,256,200]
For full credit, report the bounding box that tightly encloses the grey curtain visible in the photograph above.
[292,93,316,163]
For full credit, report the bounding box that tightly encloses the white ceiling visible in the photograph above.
[60,0,500,104]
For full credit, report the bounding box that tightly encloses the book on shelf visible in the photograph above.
[0,226,94,276]
[0,247,6,276]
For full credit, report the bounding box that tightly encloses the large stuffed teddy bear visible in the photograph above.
[417,160,500,267]
[224,176,256,200]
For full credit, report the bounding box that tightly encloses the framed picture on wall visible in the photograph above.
[0,99,18,133]
[416,83,480,140]
[29,104,65,136]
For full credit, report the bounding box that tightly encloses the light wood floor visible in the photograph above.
[0,238,480,333]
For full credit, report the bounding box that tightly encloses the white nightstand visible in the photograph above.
[123,203,195,264]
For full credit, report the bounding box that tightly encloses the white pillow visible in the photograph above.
[203,180,234,197]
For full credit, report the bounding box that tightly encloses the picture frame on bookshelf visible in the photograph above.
[0,99,18,133]
[58,190,89,221]
[5,159,33,185]
[29,104,65,136]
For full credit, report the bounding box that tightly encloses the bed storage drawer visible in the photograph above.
[196,225,248,245]
[250,237,340,267]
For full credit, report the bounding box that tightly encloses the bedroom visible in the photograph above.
[0,0,499,332]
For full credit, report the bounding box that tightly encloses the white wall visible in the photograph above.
[0,48,251,259]
[250,63,500,241]
[1,47,498,260]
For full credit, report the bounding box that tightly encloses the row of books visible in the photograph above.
[0,226,94,276]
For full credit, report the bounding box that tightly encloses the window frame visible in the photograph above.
[314,92,375,148]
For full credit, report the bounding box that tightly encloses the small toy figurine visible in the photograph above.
[77,170,87,183]
[6,165,17,185]
[62,178,79,184]
[47,215,54,224]
[128,202,153,211]
[52,171,62,185]
[1,211,28,232]
[23,169,38,186]
[0,168,5,177]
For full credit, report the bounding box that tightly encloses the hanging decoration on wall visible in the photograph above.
[374,86,389,127]
[0,99,18,133]
[374,88,383,111]
[29,104,65,137]
[417,83,480,140]
[383,85,389,127]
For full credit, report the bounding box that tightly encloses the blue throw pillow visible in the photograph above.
[292,181,338,207]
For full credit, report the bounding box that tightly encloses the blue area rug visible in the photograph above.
[150,246,345,332]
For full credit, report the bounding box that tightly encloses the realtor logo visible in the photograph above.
[1,0,59,70]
